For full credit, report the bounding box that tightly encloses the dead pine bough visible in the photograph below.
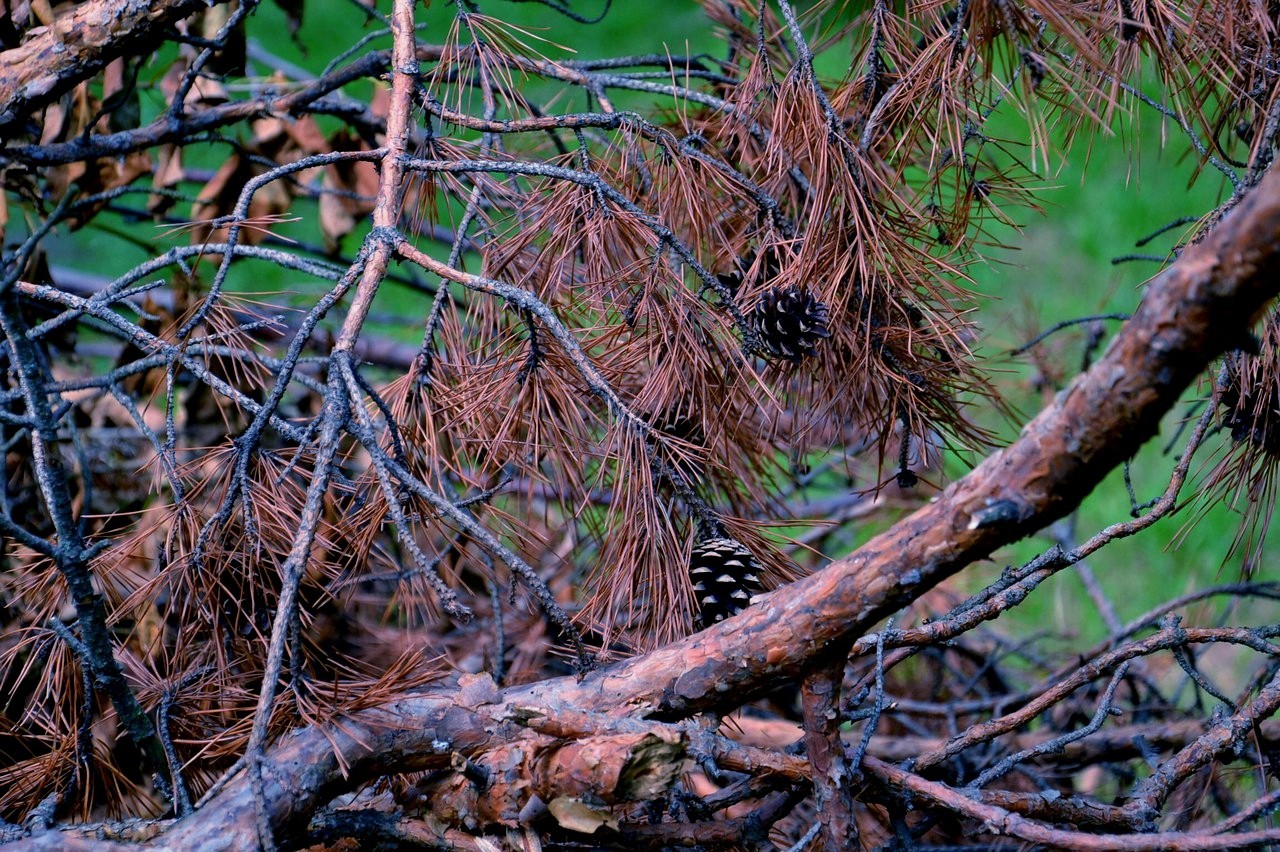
[3,1,1280,849]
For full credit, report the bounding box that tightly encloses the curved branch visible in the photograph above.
[10,156,1277,852]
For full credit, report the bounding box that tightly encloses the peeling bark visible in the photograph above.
[11,169,1280,850]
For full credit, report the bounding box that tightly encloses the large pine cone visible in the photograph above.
[688,536,763,628]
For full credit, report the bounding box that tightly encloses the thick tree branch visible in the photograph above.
[524,166,1280,720]
[6,5,1280,846]
[11,164,1279,852]
[0,0,233,134]
[800,661,857,850]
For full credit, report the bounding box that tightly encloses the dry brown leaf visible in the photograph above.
[149,144,184,215]
[191,155,293,244]
[320,170,356,252]
[285,114,331,156]
[546,797,616,834]
[161,57,228,109]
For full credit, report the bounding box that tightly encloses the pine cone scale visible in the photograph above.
[748,286,832,362]
[688,536,764,627]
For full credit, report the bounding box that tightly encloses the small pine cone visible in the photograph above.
[688,536,763,627]
[748,286,831,362]
[648,410,705,485]
[717,247,780,298]
[716,267,744,297]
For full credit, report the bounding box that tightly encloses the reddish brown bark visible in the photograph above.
[0,0,233,132]
[521,166,1280,723]
[800,664,857,850]
[10,166,1280,851]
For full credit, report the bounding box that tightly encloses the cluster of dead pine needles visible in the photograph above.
[0,0,1278,848]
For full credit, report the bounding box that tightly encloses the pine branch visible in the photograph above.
[10,160,1277,852]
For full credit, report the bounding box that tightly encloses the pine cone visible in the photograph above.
[748,286,831,362]
[648,410,704,485]
[717,247,782,297]
[688,536,763,627]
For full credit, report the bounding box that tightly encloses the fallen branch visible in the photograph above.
[11,167,1280,849]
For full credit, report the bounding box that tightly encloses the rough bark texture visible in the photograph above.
[520,166,1280,722]
[11,167,1280,852]
[0,0,231,133]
